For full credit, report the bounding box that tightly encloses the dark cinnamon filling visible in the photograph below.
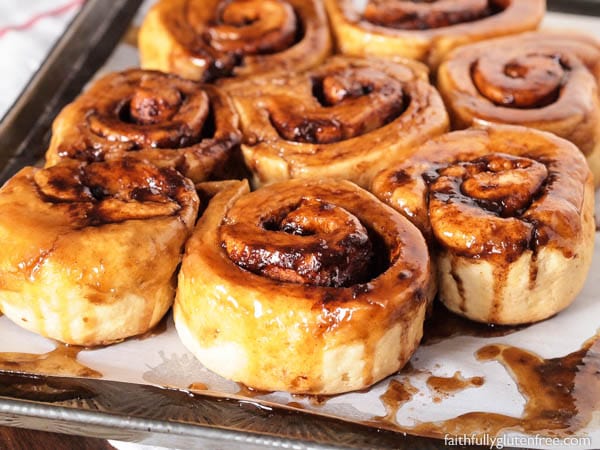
[221,199,377,287]
[88,72,210,149]
[363,0,505,30]
[424,153,549,260]
[269,67,407,144]
[472,54,568,108]
[34,159,191,226]
[188,0,304,78]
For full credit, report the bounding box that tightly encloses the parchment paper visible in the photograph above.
[0,4,598,449]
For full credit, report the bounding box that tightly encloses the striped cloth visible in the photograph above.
[0,0,82,119]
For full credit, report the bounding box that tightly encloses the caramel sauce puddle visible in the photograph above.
[366,332,600,439]
[0,344,101,378]
[422,302,527,345]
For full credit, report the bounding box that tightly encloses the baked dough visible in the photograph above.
[0,158,198,345]
[45,69,241,183]
[324,0,544,69]
[139,0,331,83]
[372,125,595,325]
[229,56,448,188]
[438,32,600,186]
[175,178,432,394]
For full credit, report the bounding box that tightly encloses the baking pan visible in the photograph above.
[0,1,596,448]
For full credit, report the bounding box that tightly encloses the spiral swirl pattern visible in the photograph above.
[139,0,331,82]
[45,69,241,183]
[175,179,432,393]
[324,0,544,68]
[229,56,448,187]
[372,126,595,324]
[221,198,374,287]
[438,32,600,185]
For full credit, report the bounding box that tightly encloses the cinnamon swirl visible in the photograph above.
[45,69,241,183]
[372,126,595,325]
[438,32,600,186]
[0,159,199,346]
[324,0,544,69]
[229,56,449,188]
[139,0,331,83]
[175,179,432,394]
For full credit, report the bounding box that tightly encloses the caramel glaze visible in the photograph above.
[363,0,501,30]
[269,66,406,144]
[372,126,592,323]
[0,344,101,378]
[366,332,600,439]
[422,302,526,346]
[147,0,331,82]
[332,0,543,39]
[438,32,600,158]
[0,158,198,345]
[177,179,431,393]
[374,127,588,259]
[426,371,484,403]
[45,69,241,183]
[219,180,427,299]
[222,198,375,287]
[32,158,195,227]
[230,56,449,187]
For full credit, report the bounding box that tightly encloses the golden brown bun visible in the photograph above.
[0,159,199,346]
[45,69,241,183]
[372,125,595,325]
[438,32,600,186]
[228,56,449,188]
[325,0,544,69]
[175,178,432,394]
[139,0,331,83]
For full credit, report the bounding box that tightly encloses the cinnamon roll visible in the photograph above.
[372,126,595,325]
[45,69,241,183]
[138,0,331,83]
[324,0,544,69]
[175,178,432,394]
[229,56,449,188]
[0,159,199,346]
[438,32,600,186]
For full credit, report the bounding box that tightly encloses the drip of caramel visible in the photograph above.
[236,383,274,398]
[375,378,419,423]
[188,382,208,391]
[427,371,484,403]
[367,332,600,440]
